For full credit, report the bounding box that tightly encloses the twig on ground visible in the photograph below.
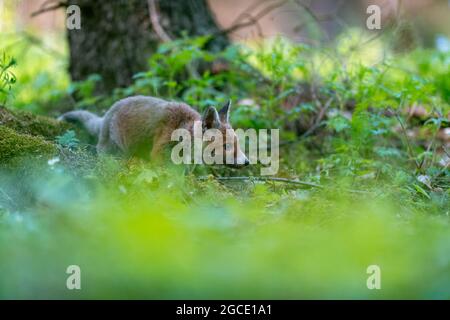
[198,175,322,188]
[198,176,373,195]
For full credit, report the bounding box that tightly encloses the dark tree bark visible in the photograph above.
[157,0,229,52]
[67,0,229,93]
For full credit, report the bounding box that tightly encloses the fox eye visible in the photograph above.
[224,143,233,151]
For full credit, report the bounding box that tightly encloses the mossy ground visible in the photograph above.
[0,106,82,165]
[0,126,56,164]
[0,106,71,140]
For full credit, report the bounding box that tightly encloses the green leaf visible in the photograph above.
[413,184,431,200]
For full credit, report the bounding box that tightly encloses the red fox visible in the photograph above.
[59,95,249,166]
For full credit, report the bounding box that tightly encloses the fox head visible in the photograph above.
[202,101,249,167]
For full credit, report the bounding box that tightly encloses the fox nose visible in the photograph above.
[244,159,250,166]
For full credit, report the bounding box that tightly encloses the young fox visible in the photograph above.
[59,95,249,166]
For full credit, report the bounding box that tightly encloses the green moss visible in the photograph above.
[0,106,71,140]
[0,126,56,164]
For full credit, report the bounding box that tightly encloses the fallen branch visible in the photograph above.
[198,176,322,188]
[198,176,373,195]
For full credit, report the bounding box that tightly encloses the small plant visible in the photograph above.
[56,130,80,150]
[0,52,17,105]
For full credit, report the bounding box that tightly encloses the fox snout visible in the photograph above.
[234,159,250,167]
[225,149,249,167]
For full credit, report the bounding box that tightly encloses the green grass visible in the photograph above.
[0,159,448,299]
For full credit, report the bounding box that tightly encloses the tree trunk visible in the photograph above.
[157,0,229,52]
[67,0,229,93]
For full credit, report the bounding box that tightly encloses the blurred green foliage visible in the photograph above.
[0,161,448,299]
[0,32,69,112]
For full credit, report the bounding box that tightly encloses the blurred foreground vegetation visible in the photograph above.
[0,29,449,298]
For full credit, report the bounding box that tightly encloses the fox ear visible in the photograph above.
[219,100,231,123]
[202,106,220,130]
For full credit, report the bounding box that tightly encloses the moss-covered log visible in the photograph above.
[0,106,71,140]
[0,126,57,164]
[0,106,76,165]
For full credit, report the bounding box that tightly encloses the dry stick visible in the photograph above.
[198,176,372,195]
[198,176,322,188]
[31,0,66,17]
